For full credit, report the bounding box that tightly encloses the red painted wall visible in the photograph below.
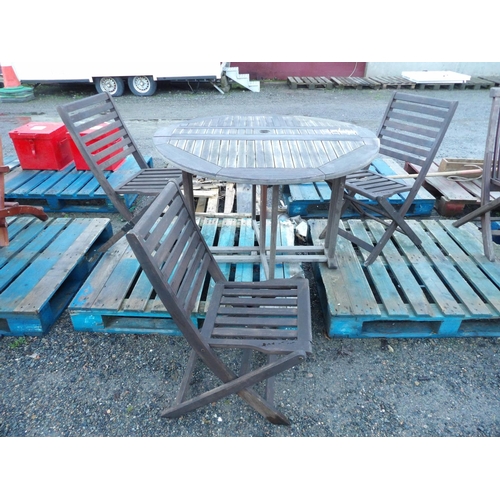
[229,62,365,80]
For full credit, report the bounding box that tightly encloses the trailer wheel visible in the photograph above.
[128,76,157,96]
[94,77,125,97]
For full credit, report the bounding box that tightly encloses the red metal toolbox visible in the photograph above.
[68,123,125,171]
[9,122,73,170]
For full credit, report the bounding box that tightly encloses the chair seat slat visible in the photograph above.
[212,328,299,338]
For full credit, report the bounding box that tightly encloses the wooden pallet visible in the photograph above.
[365,76,417,89]
[404,161,498,217]
[454,77,496,90]
[4,155,152,213]
[310,218,500,338]
[0,216,112,336]
[330,77,382,89]
[330,76,416,90]
[68,216,301,334]
[287,76,333,89]
[479,76,500,87]
[410,78,495,90]
[283,158,436,218]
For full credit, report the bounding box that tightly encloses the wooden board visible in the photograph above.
[283,157,436,217]
[405,160,500,216]
[310,218,500,338]
[68,216,301,334]
[0,216,112,336]
[3,156,153,213]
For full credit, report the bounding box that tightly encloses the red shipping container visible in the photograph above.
[68,123,125,171]
[9,122,73,170]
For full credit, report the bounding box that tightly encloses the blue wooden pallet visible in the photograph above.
[3,155,152,213]
[283,158,436,218]
[69,216,301,335]
[310,218,500,338]
[0,216,113,336]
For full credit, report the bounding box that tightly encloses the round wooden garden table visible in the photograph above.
[154,115,379,279]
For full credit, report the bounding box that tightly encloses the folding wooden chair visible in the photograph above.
[126,181,312,425]
[0,138,48,246]
[56,92,183,254]
[453,88,500,261]
[338,92,458,266]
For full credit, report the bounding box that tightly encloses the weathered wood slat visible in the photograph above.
[310,219,380,323]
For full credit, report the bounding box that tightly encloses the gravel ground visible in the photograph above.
[1,82,499,442]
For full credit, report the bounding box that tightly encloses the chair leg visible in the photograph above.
[265,355,278,403]
[239,349,252,376]
[161,351,306,425]
[482,211,495,262]
[453,193,500,228]
[0,224,8,246]
[377,198,421,246]
[175,350,199,405]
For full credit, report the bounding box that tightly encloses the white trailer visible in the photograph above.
[6,61,229,96]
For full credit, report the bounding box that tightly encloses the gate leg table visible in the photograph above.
[154,115,379,279]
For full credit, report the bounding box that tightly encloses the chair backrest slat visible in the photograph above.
[83,120,124,142]
[386,109,446,130]
[382,118,440,140]
[72,104,118,128]
[381,128,436,148]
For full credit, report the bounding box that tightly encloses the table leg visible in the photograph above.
[268,185,280,280]
[251,185,257,221]
[182,171,195,217]
[259,185,270,279]
[252,184,283,280]
[324,176,346,269]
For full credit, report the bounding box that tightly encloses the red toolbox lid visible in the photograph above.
[9,122,67,139]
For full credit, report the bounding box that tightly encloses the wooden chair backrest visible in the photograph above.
[484,88,500,189]
[126,181,226,344]
[56,92,149,220]
[377,92,458,173]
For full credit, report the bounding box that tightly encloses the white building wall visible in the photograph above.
[365,62,500,77]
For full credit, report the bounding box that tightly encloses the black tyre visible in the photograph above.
[127,76,157,96]
[94,77,126,97]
